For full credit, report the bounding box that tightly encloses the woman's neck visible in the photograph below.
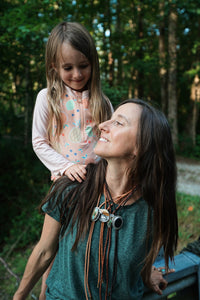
[105,162,141,204]
[105,163,131,198]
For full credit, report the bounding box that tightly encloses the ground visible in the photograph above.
[176,156,200,196]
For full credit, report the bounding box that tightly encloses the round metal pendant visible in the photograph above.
[99,209,110,223]
[91,207,100,221]
[112,215,123,230]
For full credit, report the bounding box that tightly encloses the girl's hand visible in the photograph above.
[149,266,175,295]
[64,164,87,182]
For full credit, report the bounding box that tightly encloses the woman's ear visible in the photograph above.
[132,146,138,157]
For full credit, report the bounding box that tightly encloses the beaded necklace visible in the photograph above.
[84,182,138,300]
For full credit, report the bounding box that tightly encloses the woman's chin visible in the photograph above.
[94,147,105,158]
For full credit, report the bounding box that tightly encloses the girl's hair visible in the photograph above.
[40,98,178,284]
[45,21,112,138]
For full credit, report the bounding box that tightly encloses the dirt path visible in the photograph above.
[176,156,200,196]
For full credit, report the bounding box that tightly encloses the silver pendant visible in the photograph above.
[99,209,110,222]
[91,207,100,221]
[91,207,123,230]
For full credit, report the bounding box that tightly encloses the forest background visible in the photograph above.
[0,0,200,298]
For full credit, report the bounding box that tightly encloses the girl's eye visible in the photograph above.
[64,66,72,71]
[80,64,89,69]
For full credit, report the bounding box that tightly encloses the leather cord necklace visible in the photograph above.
[84,182,138,300]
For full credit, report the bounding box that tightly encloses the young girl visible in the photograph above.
[32,21,113,182]
[32,21,113,299]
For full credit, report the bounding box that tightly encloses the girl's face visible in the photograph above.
[94,103,142,161]
[57,42,91,92]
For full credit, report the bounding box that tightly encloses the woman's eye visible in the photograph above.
[113,120,123,126]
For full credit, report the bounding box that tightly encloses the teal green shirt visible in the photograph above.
[43,194,152,300]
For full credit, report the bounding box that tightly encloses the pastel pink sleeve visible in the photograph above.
[32,89,74,176]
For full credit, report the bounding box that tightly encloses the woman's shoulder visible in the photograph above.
[42,181,78,213]
[125,197,152,216]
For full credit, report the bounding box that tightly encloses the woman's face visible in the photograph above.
[94,103,142,161]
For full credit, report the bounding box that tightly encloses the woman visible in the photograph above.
[13,99,178,300]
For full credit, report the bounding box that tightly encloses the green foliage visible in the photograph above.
[0,248,42,299]
[2,209,44,256]
[177,134,200,159]
[176,192,200,253]
[0,137,49,298]
[12,249,33,275]
[0,138,50,250]
[101,80,128,108]
[0,264,17,300]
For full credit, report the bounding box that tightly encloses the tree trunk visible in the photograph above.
[116,0,122,85]
[133,70,139,99]
[103,24,108,80]
[168,1,178,145]
[107,0,114,86]
[24,66,30,147]
[89,0,94,27]
[158,0,168,114]
[189,75,200,146]
[128,66,135,99]
[136,2,144,99]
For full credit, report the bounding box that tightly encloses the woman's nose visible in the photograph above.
[99,120,110,131]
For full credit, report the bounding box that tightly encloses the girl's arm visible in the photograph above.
[13,214,61,300]
[32,89,74,176]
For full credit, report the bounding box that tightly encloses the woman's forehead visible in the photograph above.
[114,103,142,123]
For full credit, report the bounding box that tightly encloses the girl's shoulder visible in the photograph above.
[37,88,48,98]
[35,88,48,109]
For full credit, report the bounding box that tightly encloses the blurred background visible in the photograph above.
[0,0,200,298]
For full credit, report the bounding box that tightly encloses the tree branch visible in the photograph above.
[0,256,38,300]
